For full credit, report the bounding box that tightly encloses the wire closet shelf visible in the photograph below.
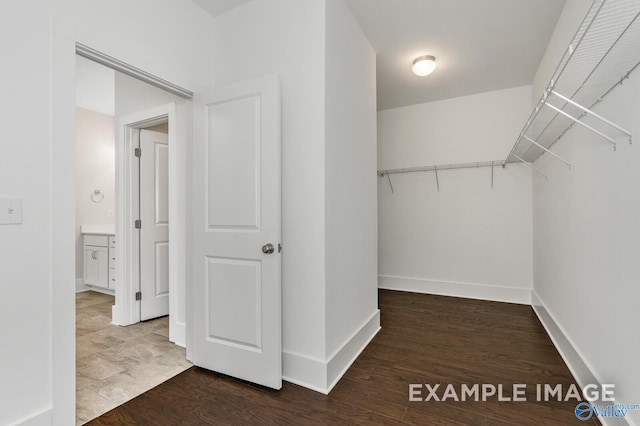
[506,0,639,169]
[377,0,639,189]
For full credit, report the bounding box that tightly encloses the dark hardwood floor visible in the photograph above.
[88,290,598,425]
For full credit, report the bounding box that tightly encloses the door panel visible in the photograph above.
[207,96,260,230]
[155,242,170,297]
[206,257,261,349]
[140,129,170,321]
[192,75,281,389]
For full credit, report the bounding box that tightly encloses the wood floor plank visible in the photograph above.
[88,290,599,425]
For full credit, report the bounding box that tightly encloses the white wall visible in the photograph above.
[379,86,534,167]
[0,0,216,423]
[533,69,640,425]
[213,0,328,366]
[75,108,116,282]
[75,56,115,116]
[324,0,379,374]
[114,72,184,119]
[0,2,53,423]
[531,20,640,426]
[378,86,534,303]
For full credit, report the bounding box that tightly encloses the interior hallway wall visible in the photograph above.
[324,0,379,380]
[377,86,534,303]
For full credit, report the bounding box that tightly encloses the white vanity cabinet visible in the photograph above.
[108,236,116,289]
[83,233,116,290]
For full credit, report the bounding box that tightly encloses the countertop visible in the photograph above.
[81,224,115,235]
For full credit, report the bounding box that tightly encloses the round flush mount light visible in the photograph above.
[412,55,437,76]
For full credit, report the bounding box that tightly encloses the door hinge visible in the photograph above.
[135,219,142,229]
[134,148,142,157]
[135,291,142,301]
[278,243,282,253]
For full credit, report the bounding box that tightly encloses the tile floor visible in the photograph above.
[76,291,192,425]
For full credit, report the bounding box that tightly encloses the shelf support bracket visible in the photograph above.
[550,90,631,144]
[543,101,617,150]
[512,154,548,180]
[378,172,394,194]
[491,161,494,189]
[522,135,571,169]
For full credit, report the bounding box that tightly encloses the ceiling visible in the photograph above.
[192,0,566,111]
[192,0,252,17]
[345,0,566,110]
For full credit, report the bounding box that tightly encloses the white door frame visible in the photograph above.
[115,104,176,330]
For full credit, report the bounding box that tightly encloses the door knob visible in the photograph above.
[262,243,275,254]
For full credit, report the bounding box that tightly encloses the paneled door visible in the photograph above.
[140,129,170,321]
[191,75,282,389]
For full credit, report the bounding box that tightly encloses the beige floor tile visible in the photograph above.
[95,323,152,342]
[88,372,160,406]
[76,291,191,422]
[76,293,113,308]
[76,315,113,333]
[77,353,127,381]
[76,388,118,424]
[87,301,113,317]
[153,326,170,338]
[76,333,124,358]
[76,373,101,391]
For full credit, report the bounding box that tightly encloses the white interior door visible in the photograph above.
[192,75,281,389]
[140,129,170,321]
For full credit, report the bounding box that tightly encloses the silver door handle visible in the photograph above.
[262,243,275,254]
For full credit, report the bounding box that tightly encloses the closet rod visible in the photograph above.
[377,160,506,177]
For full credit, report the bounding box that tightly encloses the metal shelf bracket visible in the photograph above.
[543,101,617,150]
[522,135,571,169]
[511,154,548,180]
[550,90,632,145]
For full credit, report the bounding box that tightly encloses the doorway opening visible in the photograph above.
[74,55,191,423]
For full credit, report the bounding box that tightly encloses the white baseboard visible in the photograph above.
[378,275,531,305]
[283,309,381,394]
[111,303,122,326]
[170,320,186,348]
[84,286,115,297]
[75,278,89,293]
[531,291,629,426]
[14,406,52,426]
[282,351,330,394]
[326,310,381,393]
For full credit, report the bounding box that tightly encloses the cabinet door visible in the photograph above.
[84,246,109,288]
[108,244,116,289]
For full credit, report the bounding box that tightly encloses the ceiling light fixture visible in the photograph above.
[412,55,436,76]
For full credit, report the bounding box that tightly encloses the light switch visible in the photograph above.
[0,197,23,225]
